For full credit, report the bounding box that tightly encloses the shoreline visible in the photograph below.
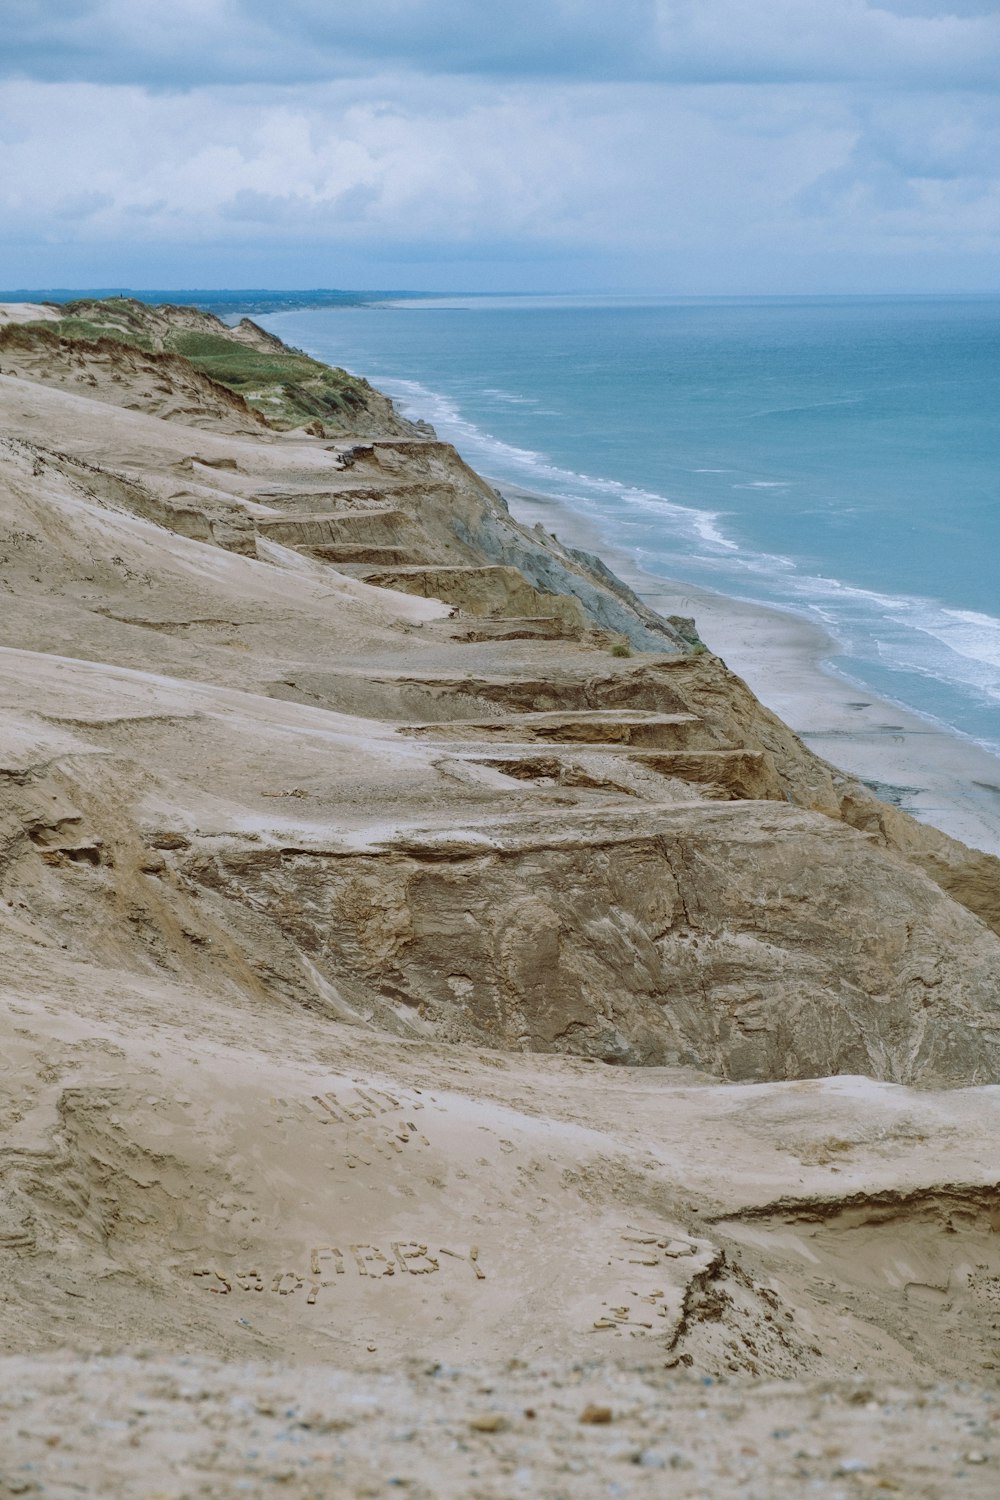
[249,302,1000,859]
[497,481,1000,858]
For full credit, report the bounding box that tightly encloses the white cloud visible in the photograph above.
[5,0,1000,87]
[656,0,1000,82]
[2,74,998,265]
[2,4,1000,289]
[0,78,855,249]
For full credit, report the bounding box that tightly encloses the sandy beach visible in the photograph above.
[500,482,1000,858]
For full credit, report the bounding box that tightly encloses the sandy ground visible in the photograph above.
[3,303,1000,1497]
[501,485,1000,857]
[0,303,60,325]
[2,1354,998,1499]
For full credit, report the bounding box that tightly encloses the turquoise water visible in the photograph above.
[261,295,1000,753]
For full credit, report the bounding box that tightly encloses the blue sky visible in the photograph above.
[3,0,1000,292]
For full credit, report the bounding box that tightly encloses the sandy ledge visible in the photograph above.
[499,482,1000,858]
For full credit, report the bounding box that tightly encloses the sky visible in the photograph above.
[3,0,1000,293]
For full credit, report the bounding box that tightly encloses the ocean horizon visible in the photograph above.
[259,293,1000,758]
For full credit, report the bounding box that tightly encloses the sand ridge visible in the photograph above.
[0,302,61,325]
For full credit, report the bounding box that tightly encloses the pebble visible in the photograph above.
[469,1413,508,1433]
[580,1404,613,1425]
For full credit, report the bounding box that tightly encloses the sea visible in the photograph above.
[258,294,1000,756]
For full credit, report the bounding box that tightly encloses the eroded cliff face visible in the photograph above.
[0,322,996,1083]
[2,302,1000,1455]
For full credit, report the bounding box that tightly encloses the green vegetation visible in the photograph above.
[2,297,386,434]
[0,323,51,352]
[36,317,154,349]
[609,640,632,658]
[163,329,373,429]
[166,328,321,379]
[61,298,165,342]
[1,317,149,353]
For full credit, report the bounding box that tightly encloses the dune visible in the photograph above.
[1,299,999,1495]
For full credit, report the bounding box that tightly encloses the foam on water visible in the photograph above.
[381,374,740,555]
[380,372,1000,743]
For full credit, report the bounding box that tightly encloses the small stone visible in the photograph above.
[469,1413,508,1433]
[580,1404,613,1425]
[965,1452,988,1465]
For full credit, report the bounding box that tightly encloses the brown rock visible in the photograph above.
[579,1404,613,1425]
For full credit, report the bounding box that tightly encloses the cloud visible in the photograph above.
[5,0,1000,88]
[651,0,1000,87]
[2,74,998,271]
[3,3,1000,290]
[788,91,1000,251]
[54,190,115,220]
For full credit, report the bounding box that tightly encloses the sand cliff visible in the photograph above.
[2,300,1000,1495]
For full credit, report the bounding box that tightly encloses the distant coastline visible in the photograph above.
[0,287,425,318]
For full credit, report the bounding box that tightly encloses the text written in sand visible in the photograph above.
[191,1243,485,1303]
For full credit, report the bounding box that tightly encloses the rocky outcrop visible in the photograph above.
[178,804,1000,1083]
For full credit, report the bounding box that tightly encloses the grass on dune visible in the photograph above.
[165,330,331,387]
[43,317,154,349]
[164,331,375,427]
[4,298,381,433]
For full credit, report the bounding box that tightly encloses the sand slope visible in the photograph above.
[2,302,1000,1494]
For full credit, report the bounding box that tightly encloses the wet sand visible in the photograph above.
[500,482,1000,857]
